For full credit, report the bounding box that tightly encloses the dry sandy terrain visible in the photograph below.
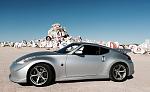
[0,47,150,92]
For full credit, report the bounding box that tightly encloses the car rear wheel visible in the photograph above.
[110,63,128,82]
[28,63,54,86]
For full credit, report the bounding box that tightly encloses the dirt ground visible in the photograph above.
[0,47,150,92]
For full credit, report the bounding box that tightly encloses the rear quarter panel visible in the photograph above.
[101,50,133,77]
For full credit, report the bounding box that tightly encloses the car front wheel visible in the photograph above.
[28,63,54,86]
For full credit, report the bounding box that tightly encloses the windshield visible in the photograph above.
[56,43,81,54]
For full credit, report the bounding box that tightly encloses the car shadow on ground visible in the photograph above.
[57,78,111,83]
[18,79,110,87]
[57,75,133,84]
[18,75,134,87]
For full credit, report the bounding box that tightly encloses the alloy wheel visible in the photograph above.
[29,66,48,86]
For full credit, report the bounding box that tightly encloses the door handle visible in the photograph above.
[102,56,105,62]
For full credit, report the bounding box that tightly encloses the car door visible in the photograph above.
[66,45,104,77]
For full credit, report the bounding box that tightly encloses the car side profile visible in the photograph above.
[9,42,134,86]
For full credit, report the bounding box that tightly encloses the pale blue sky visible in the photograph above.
[0,0,150,44]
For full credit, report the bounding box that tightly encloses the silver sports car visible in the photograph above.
[10,43,134,86]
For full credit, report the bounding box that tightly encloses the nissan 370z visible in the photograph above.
[9,43,134,86]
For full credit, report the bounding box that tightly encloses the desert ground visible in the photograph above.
[0,47,150,92]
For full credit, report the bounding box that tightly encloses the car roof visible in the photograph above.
[71,42,98,45]
[71,42,110,49]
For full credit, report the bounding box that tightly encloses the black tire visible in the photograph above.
[27,63,54,87]
[110,63,128,82]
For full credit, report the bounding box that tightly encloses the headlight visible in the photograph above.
[16,57,34,64]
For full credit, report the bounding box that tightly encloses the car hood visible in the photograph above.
[15,51,60,62]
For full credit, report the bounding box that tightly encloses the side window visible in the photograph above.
[74,46,84,55]
[82,45,100,55]
[57,43,80,54]
[99,47,109,55]
[66,45,79,52]
[74,45,109,55]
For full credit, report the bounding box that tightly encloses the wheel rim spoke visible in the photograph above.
[34,67,40,73]
[119,70,126,73]
[41,75,47,81]
[114,69,118,77]
[36,76,40,84]
[41,69,47,74]
[30,74,38,77]
[117,72,123,79]
[118,65,122,70]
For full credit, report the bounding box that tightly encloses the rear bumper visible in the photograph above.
[128,61,134,76]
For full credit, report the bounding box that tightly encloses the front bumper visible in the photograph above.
[9,64,28,83]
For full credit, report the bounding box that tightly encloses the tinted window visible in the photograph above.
[82,45,100,55]
[57,43,80,54]
[75,45,109,55]
[99,47,109,55]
